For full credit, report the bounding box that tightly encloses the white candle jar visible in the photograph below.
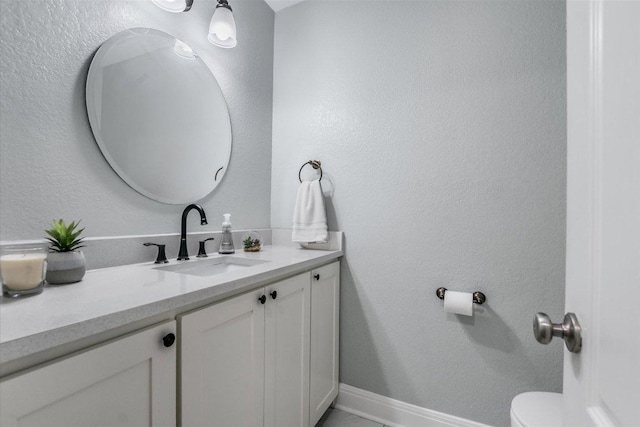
[1,246,48,297]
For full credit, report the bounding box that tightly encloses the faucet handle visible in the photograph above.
[197,238,215,258]
[143,243,169,264]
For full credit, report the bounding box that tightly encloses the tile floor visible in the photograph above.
[315,407,386,427]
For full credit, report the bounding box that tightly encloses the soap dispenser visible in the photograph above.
[218,213,235,254]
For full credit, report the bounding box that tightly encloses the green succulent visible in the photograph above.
[243,237,261,248]
[45,219,86,252]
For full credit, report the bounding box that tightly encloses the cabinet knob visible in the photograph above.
[270,291,277,300]
[259,295,266,304]
[162,333,176,348]
[314,274,320,280]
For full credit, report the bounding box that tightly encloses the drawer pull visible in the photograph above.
[162,333,176,348]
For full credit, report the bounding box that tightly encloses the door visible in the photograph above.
[565,1,640,426]
[179,289,265,427]
[309,261,340,427]
[0,321,176,427]
[264,273,311,427]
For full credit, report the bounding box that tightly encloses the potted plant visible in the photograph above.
[45,219,86,284]
[243,236,261,252]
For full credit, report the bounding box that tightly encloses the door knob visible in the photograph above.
[533,312,582,353]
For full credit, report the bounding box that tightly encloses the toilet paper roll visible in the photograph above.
[444,291,474,316]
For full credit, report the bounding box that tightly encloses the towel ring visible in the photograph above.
[298,160,323,183]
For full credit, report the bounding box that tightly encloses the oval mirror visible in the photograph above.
[86,28,232,204]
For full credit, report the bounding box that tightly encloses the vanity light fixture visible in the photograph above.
[151,0,193,13]
[208,0,237,48]
[151,0,236,48]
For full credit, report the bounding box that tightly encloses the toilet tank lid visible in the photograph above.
[511,392,563,427]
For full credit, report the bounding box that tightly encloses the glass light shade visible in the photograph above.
[208,7,237,48]
[173,39,196,59]
[152,0,192,13]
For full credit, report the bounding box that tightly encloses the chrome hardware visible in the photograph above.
[533,312,582,353]
[299,160,323,183]
[435,287,486,305]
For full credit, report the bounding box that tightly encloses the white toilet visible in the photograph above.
[510,392,563,427]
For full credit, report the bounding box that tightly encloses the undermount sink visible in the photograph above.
[154,256,269,277]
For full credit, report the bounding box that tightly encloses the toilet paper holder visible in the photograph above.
[436,287,486,305]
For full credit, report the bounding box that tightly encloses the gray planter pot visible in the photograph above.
[46,251,86,285]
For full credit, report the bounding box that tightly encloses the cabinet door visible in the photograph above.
[0,321,176,427]
[309,261,340,426]
[264,273,311,427]
[179,289,265,427]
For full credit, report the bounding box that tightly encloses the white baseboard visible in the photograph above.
[334,383,491,427]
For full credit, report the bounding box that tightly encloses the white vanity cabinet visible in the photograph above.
[0,321,177,427]
[179,272,311,427]
[179,260,340,427]
[179,286,267,427]
[0,254,341,427]
[264,272,311,427]
[309,261,340,426]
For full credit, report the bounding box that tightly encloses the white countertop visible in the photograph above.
[0,244,342,367]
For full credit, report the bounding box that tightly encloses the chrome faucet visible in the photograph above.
[178,204,208,260]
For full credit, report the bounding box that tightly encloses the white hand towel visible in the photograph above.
[292,180,328,243]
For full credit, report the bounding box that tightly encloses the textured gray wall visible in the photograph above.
[271,1,566,426]
[0,0,274,241]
